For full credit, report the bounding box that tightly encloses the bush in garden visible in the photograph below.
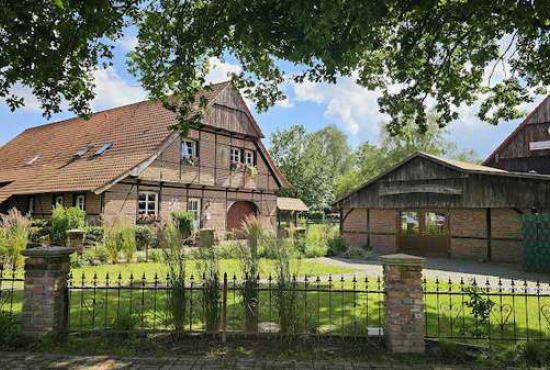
[104,228,121,264]
[326,235,347,256]
[302,225,328,258]
[66,207,86,230]
[135,225,153,251]
[119,225,136,263]
[149,249,162,263]
[50,204,69,245]
[0,208,31,268]
[342,245,371,259]
[171,210,194,240]
[0,311,19,344]
[94,245,110,264]
[84,225,104,244]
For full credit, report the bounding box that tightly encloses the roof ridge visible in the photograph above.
[22,80,232,134]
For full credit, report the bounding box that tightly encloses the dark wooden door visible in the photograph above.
[227,201,258,233]
[397,210,449,257]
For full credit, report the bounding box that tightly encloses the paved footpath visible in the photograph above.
[0,352,485,370]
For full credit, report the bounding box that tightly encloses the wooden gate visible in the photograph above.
[227,201,258,233]
[397,210,449,257]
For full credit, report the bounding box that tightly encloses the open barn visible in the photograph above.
[334,152,550,263]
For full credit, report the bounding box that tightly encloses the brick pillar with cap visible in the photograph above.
[21,246,74,338]
[381,253,426,354]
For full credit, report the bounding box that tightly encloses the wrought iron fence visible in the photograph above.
[424,277,550,342]
[0,265,24,320]
[68,272,385,337]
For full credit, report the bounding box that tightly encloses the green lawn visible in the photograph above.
[69,258,357,283]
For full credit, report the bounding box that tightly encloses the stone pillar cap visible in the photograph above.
[380,253,425,267]
[22,246,75,258]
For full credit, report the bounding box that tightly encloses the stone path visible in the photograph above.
[0,352,486,370]
[317,255,550,288]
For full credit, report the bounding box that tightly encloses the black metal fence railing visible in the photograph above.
[424,277,550,343]
[68,273,385,337]
[0,265,24,320]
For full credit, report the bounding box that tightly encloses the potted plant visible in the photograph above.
[230,162,246,172]
[66,228,86,254]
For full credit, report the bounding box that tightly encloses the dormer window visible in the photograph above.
[181,139,197,159]
[25,154,40,166]
[92,142,114,157]
[244,150,255,166]
[230,148,241,163]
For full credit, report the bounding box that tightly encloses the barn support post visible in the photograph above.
[381,253,426,354]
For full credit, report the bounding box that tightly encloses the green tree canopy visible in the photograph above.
[2,1,550,131]
[270,125,352,210]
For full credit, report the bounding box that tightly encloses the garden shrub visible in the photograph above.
[66,207,86,229]
[215,242,243,259]
[0,208,30,268]
[519,341,550,367]
[112,309,139,331]
[149,249,162,263]
[327,235,347,256]
[464,285,495,338]
[51,205,69,245]
[94,245,110,264]
[342,245,371,259]
[135,225,153,251]
[85,225,104,244]
[70,252,84,268]
[119,225,136,263]
[171,210,194,240]
[0,312,19,344]
[302,225,328,258]
[104,229,121,264]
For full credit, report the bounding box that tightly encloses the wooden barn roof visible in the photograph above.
[277,197,309,212]
[0,81,289,205]
[335,152,550,210]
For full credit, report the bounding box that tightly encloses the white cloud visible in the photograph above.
[205,57,242,84]
[293,77,387,140]
[117,34,138,52]
[91,67,147,110]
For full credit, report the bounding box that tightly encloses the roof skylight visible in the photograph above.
[92,142,114,157]
[73,144,93,158]
[25,154,41,166]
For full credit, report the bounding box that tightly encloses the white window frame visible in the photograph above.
[138,191,158,217]
[230,148,241,163]
[181,139,197,159]
[244,150,255,166]
[75,194,86,211]
[187,198,201,230]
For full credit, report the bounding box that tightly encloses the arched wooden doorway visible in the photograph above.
[227,201,259,233]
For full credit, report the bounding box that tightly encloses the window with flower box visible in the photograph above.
[138,191,158,222]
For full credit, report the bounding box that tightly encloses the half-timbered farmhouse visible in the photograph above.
[336,96,550,264]
[0,81,294,237]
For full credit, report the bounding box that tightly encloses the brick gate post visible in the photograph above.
[21,246,74,339]
[381,253,426,354]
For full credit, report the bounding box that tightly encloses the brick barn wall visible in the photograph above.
[449,209,488,260]
[369,209,397,254]
[342,208,368,247]
[490,208,522,263]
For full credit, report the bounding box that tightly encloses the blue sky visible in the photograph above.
[0,33,536,159]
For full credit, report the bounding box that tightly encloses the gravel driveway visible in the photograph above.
[317,255,550,288]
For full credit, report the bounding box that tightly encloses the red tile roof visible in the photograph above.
[0,81,289,205]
